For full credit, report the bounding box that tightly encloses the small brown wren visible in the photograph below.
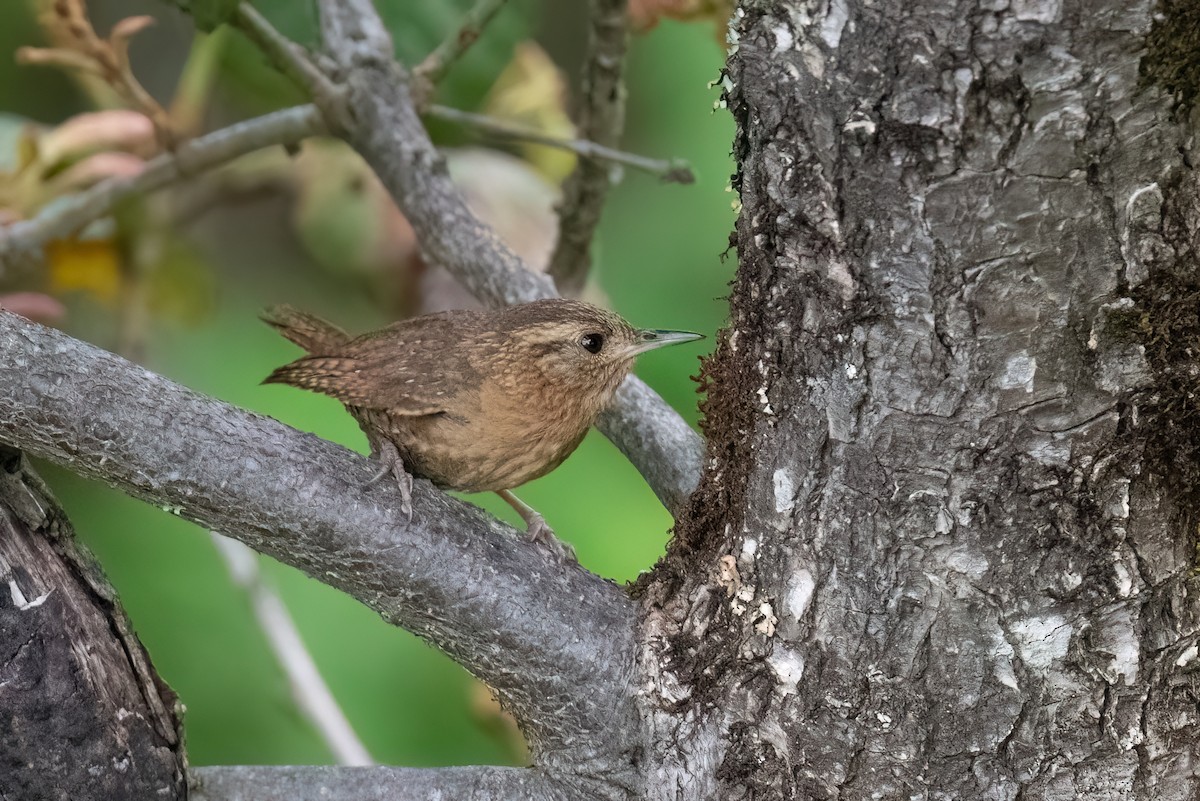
[262,298,701,559]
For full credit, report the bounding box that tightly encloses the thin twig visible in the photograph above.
[232,4,329,98]
[0,104,324,269]
[429,104,693,182]
[547,0,632,295]
[210,534,373,766]
[415,0,511,87]
[231,2,353,133]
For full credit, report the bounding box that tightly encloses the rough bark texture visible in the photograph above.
[639,0,1200,799]
[0,447,185,801]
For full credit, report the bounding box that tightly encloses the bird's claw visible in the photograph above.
[364,441,414,519]
[523,514,576,563]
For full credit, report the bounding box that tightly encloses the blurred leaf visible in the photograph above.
[0,114,34,174]
[37,110,156,171]
[0,292,66,324]
[170,0,241,32]
[292,141,401,279]
[46,238,122,304]
[147,241,218,326]
[481,42,575,182]
[629,0,734,36]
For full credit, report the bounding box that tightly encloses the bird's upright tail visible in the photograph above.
[261,306,366,397]
[260,305,349,354]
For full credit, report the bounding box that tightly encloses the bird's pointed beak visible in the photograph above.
[631,328,705,355]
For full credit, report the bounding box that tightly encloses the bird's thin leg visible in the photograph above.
[495,489,576,563]
[364,440,414,519]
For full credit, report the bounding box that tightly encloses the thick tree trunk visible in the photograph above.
[0,448,185,800]
[640,0,1200,798]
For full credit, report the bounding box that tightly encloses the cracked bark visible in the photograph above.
[636,0,1200,799]
[0,448,185,800]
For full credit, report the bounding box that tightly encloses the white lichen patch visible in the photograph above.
[992,630,1019,690]
[1175,644,1198,668]
[8,579,52,611]
[741,536,759,560]
[784,569,816,621]
[771,22,794,52]
[1010,614,1071,671]
[820,0,849,48]
[826,258,856,300]
[1011,0,1061,23]
[768,647,805,693]
[998,351,1037,392]
[773,468,796,513]
[842,118,877,135]
[1113,557,1136,598]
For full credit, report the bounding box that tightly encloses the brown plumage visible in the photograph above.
[262,298,701,558]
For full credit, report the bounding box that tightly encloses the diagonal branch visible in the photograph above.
[547,0,631,295]
[210,534,373,766]
[0,310,638,762]
[311,0,703,514]
[428,104,694,183]
[414,0,511,87]
[190,765,565,801]
[0,104,324,270]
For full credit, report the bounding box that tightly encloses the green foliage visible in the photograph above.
[221,0,542,113]
[170,0,243,32]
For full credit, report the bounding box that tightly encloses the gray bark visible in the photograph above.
[637,0,1200,798]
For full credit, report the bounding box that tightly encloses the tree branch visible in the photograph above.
[414,0,511,87]
[0,310,638,764]
[428,104,694,183]
[190,765,564,801]
[312,0,703,515]
[0,104,324,270]
[210,534,373,766]
[547,0,631,294]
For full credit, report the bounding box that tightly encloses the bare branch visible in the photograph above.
[190,765,565,801]
[210,535,373,766]
[0,310,639,764]
[0,105,324,270]
[429,104,694,183]
[232,4,338,108]
[547,0,632,295]
[415,0,511,87]
[312,0,703,515]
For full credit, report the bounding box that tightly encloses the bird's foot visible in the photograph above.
[523,513,577,563]
[496,489,576,563]
[365,440,414,519]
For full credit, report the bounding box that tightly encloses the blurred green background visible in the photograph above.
[1,0,733,768]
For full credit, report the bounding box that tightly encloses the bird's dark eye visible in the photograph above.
[580,333,605,354]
